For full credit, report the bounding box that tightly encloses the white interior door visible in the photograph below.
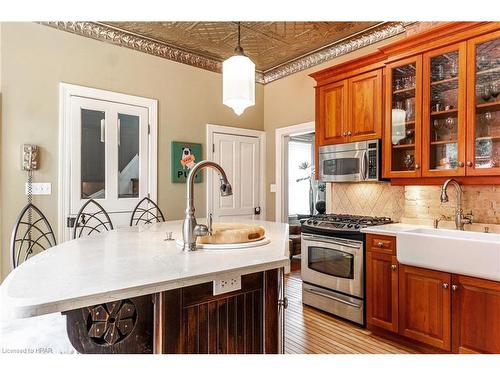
[211,133,260,220]
[69,96,149,233]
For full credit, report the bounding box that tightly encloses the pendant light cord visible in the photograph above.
[234,22,244,56]
[238,22,241,49]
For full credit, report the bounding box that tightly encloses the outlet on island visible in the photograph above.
[213,274,242,295]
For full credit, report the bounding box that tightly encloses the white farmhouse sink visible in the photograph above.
[397,228,500,281]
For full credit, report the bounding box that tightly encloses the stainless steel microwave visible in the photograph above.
[319,140,380,182]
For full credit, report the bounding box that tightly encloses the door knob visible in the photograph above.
[466,161,473,167]
[442,283,449,289]
[343,132,347,136]
[452,284,458,291]
[377,242,384,248]
[391,264,397,271]
[347,131,352,136]
[415,164,420,169]
[458,161,464,168]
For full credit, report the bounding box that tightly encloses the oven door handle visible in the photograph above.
[304,287,362,309]
[302,234,362,249]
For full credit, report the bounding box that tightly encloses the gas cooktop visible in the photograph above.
[301,213,393,234]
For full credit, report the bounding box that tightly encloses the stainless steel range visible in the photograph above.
[301,214,392,325]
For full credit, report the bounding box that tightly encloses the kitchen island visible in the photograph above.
[1,219,289,354]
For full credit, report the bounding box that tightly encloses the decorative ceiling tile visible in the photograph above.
[41,21,411,83]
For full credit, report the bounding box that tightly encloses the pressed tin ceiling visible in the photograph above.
[102,22,381,72]
[42,21,411,83]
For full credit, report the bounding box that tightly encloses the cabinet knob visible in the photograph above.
[466,161,473,167]
[391,264,397,271]
[442,283,449,289]
[347,131,352,136]
[377,242,384,248]
[343,132,347,136]
[452,284,458,291]
[458,161,464,168]
[415,164,420,170]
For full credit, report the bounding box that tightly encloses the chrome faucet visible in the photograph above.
[440,178,472,230]
[182,160,232,251]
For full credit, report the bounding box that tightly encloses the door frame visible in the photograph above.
[206,124,266,220]
[275,121,315,222]
[58,83,158,242]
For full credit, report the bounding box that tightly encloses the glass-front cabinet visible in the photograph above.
[384,56,422,178]
[422,43,467,176]
[466,31,500,176]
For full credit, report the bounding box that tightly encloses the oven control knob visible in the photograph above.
[313,220,318,225]
[347,223,353,228]
[354,224,360,229]
[306,220,312,224]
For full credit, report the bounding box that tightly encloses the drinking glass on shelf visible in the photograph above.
[410,75,416,88]
[477,55,489,71]
[491,82,499,99]
[436,65,444,81]
[395,79,402,91]
[403,154,415,171]
[445,117,455,130]
[449,60,458,78]
[481,84,492,102]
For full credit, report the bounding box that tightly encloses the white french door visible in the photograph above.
[211,132,261,220]
[69,96,149,231]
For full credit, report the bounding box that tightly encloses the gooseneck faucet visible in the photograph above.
[182,160,233,251]
[440,178,472,230]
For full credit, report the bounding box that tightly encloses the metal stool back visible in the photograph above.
[10,203,57,268]
[129,197,165,226]
[73,199,114,239]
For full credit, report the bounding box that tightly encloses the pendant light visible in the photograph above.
[223,22,255,116]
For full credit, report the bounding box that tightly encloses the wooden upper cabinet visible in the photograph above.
[452,275,500,354]
[422,42,467,177]
[317,80,348,145]
[466,30,500,176]
[366,251,399,333]
[383,56,423,178]
[348,69,383,142]
[399,265,451,351]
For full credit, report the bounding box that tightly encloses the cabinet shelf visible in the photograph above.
[392,87,415,95]
[430,108,458,117]
[430,140,457,146]
[477,66,500,76]
[476,101,500,111]
[392,143,415,149]
[475,135,500,142]
[431,77,458,86]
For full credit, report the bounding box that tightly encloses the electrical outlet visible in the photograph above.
[270,184,277,193]
[213,274,241,296]
[25,182,52,195]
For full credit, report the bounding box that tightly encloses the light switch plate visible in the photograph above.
[25,182,51,195]
[270,184,277,193]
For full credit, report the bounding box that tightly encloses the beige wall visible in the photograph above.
[0,22,264,280]
[263,35,405,221]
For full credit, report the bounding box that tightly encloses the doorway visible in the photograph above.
[206,124,266,221]
[59,83,158,242]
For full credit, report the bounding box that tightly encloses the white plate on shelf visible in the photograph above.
[175,237,270,250]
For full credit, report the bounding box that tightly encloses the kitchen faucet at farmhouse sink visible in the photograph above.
[440,178,473,231]
[182,160,233,251]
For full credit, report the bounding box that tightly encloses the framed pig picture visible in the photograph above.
[171,141,203,183]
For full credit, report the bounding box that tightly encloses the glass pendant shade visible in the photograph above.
[222,54,255,116]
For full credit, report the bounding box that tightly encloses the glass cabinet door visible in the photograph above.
[422,43,466,176]
[383,56,422,178]
[467,32,500,176]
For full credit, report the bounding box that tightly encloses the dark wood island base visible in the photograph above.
[63,269,284,354]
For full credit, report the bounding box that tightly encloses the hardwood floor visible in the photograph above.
[284,259,431,354]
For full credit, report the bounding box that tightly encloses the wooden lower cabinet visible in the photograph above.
[366,251,398,332]
[398,265,451,351]
[452,275,500,353]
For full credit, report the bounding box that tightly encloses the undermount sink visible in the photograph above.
[397,228,500,281]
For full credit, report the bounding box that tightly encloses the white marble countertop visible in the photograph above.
[360,223,425,236]
[1,220,289,319]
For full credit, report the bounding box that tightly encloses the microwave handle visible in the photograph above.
[361,150,368,180]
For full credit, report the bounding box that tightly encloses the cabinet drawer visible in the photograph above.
[367,234,396,255]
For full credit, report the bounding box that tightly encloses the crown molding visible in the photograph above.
[40,21,411,84]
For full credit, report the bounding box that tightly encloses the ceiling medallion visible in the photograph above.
[223,22,255,116]
[40,21,410,84]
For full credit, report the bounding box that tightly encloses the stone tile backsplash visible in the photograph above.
[329,183,500,225]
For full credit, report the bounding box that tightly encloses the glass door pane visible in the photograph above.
[390,62,418,172]
[428,50,460,171]
[81,109,106,199]
[117,113,140,198]
[473,37,500,170]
